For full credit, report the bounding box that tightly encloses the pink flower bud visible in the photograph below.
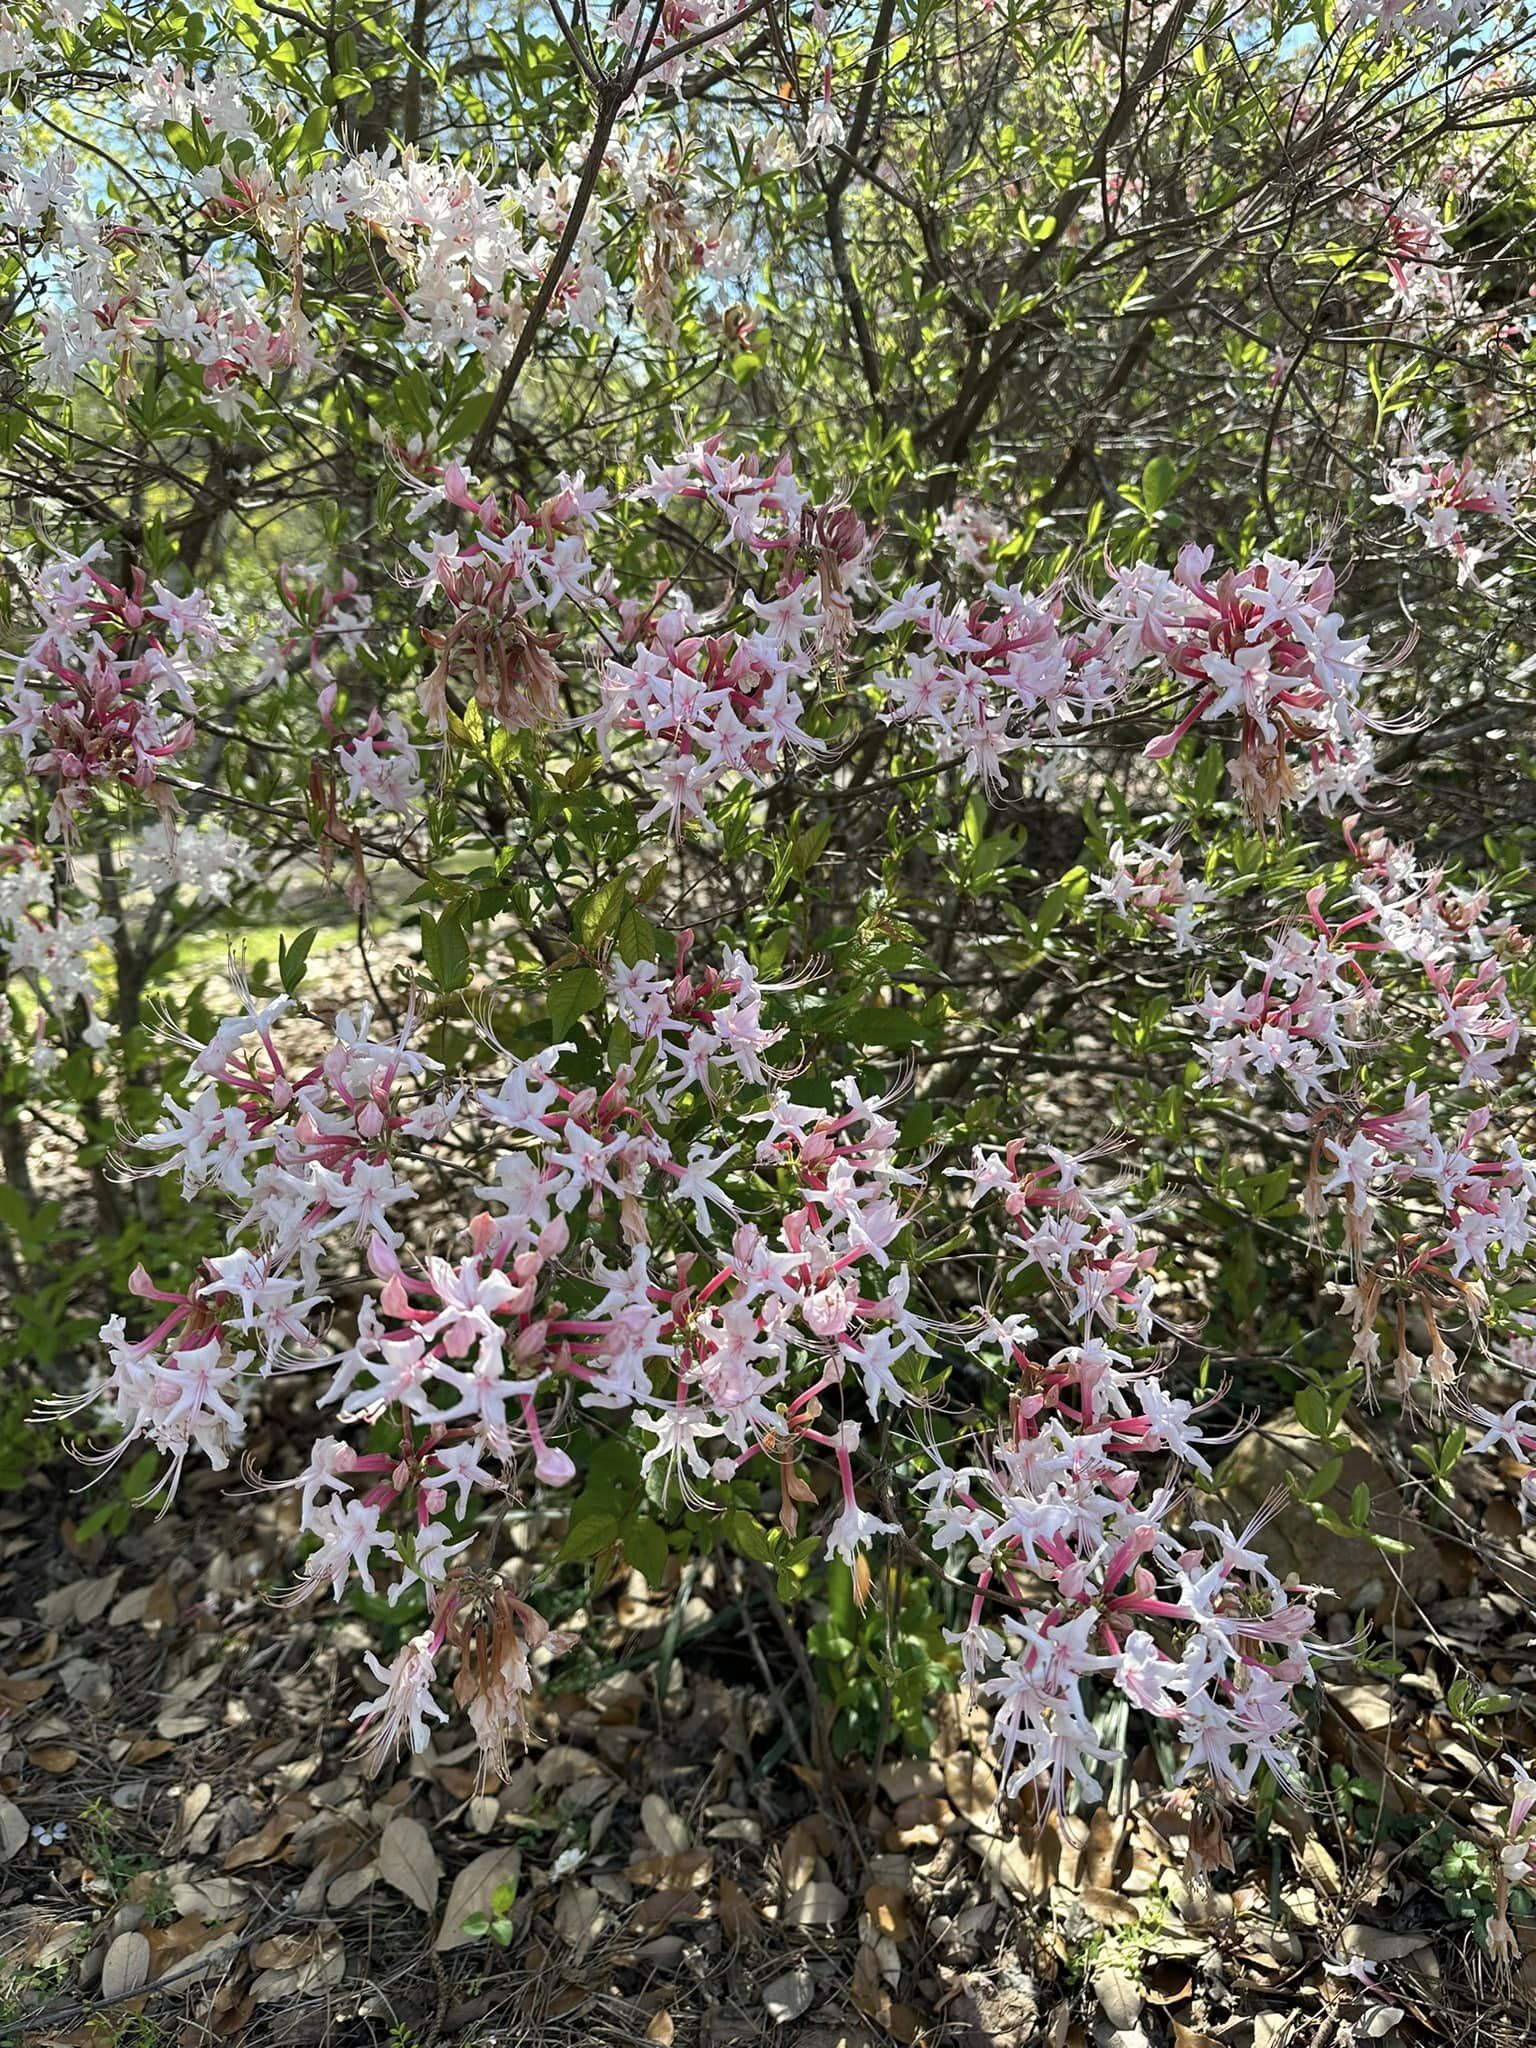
[539,1215,570,1257]
[535,1445,576,1486]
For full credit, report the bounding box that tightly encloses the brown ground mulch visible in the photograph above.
[2,1438,1535,2048]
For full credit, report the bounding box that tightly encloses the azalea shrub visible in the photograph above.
[6,0,1536,1948]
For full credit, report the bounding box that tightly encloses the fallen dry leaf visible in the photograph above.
[864,1881,909,1941]
[628,1884,705,1931]
[535,1745,609,1789]
[783,1878,848,1927]
[0,1795,27,1862]
[943,1751,999,1826]
[249,1933,315,1970]
[1079,1884,1141,1927]
[221,1798,309,1871]
[762,1962,816,2024]
[780,1813,834,1893]
[327,1864,377,1911]
[553,1881,605,1949]
[28,1745,79,1773]
[177,1782,213,1845]
[852,1941,919,2042]
[208,1983,255,2041]
[377,1814,442,1914]
[122,1738,174,1765]
[99,1930,150,2001]
[546,1984,591,2019]
[0,1672,51,1709]
[718,1873,763,1946]
[143,1916,232,1980]
[878,1758,943,1803]
[1171,2025,1224,2048]
[1092,1965,1143,2029]
[971,1829,1051,1903]
[626,1846,713,1889]
[639,1792,690,1855]
[890,1792,948,1834]
[171,1876,248,1919]
[249,1928,345,2004]
[36,1571,122,1630]
[1338,1923,1434,1964]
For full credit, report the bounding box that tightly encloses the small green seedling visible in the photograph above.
[461,1879,518,1947]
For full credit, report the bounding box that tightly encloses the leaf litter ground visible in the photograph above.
[2,1414,1536,2047]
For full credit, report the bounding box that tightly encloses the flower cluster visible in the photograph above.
[0,839,115,1064]
[5,432,1398,853]
[603,0,757,89]
[4,12,798,431]
[595,611,823,834]
[1375,433,1524,587]
[1105,545,1379,824]
[929,1148,1321,1810]
[1342,0,1499,44]
[594,441,863,828]
[12,123,619,410]
[126,819,253,906]
[1184,892,1369,1105]
[1,548,224,838]
[85,943,947,1776]
[872,584,1122,794]
[1090,837,1212,952]
[615,133,746,344]
[1184,824,1534,1411]
[936,496,1013,571]
[1466,1393,1536,1523]
[254,566,374,695]
[406,462,603,732]
[335,710,426,821]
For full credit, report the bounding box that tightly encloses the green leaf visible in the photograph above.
[161,120,208,172]
[559,1512,621,1561]
[1141,454,1177,515]
[722,1506,774,1564]
[1192,744,1225,810]
[828,1007,932,1049]
[1293,1387,1333,1440]
[557,1437,643,1564]
[807,1622,855,1661]
[419,910,472,992]
[613,906,661,968]
[278,926,318,996]
[623,1514,669,1587]
[547,966,604,1036]
[324,69,373,104]
[74,1499,121,1541]
[121,1450,160,1499]
[572,875,628,953]
[1300,1455,1343,1505]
